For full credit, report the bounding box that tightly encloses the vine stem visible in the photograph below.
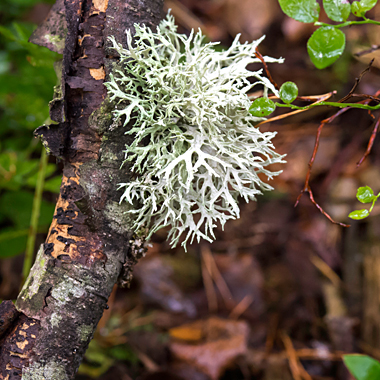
[21,147,48,286]
[276,100,380,111]
[315,19,380,28]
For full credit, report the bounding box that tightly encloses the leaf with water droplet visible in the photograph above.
[278,0,320,22]
[323,0,351,22]
[351,0,378,17]
[349,209,370,220]
[249,98,276,117]
[307,26,345,69]
[356,186,375,203]
[279,82,298,104]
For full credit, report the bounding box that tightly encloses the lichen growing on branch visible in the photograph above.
[105,14,286,249]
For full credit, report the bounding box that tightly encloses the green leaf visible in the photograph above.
[0,228,27,258]
[0,191,55,228]
[278,0,320,23]
[349,209,370,220]
[0,25,17,41]
[343,355,380,380]
[43,176,62,194]
[279,82,298,104]
[249,98,276,117]
[307,26,346,69]
[351,2,365,16]
[356,186,375,203]
[109,345,139,363]
[0,52,10,75]
[323,0,351,22]
[351,0,378,17]
[360,0,378,10]
[79,340,115,378]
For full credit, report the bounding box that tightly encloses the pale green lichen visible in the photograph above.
[77,324,93,342]
[19,245,47,301]
[105,14,286,249]
[51,277,85,306]
[22,361,68,380]
[50,312,63,328]
[46,34,65,52]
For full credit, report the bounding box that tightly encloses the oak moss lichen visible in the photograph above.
[105,14,286,249]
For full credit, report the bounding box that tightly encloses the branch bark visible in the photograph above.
[0,0,164,378]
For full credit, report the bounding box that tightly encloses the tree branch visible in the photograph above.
[0,0,164,378]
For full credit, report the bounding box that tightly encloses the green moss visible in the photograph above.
[88,98,114,134]
[18,245,47,301]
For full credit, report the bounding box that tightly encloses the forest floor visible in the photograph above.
[3,0,380,379]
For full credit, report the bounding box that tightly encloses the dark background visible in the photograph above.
[2,0,380,379]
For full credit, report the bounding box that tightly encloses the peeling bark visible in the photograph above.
[0,0,164,378]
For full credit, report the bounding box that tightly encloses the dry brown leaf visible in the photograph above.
[169,326,203,341]
[170,317,249,380]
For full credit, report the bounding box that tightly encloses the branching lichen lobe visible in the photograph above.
[106,15,286,249]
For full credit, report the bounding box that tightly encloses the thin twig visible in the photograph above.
[298,185,350,227]
[294,108,352,227]
[337,59,374,104]
[255,48,280,90]
[357,116,380,167]
[201,246,218,312]
[229,294,254,320]
[310,255,342,288]
[265,314,279,356]
[257,92,335,126]
[349,93,380,103]
[281,332,313,380]
[22,147,48,287]
[298,88,380,214]
[249,61,379,227]
[249,348,347,363]
[354,45,380,57]
[202,246,235,309]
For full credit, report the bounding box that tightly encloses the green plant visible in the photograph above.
[105,14,286,249]
[343,354,380,380]
[0,17,61,260]
[349,186,380,220]
[278,0,380,69]
[270,0,380,224]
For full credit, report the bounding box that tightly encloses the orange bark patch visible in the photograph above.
[10,352,28,359]
[90,67,105,80]
[45,165,87,260]
[15,339,28,350]
[92,0,109,13]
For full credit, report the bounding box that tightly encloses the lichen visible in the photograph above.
[51,277,85,306]
[22,361,69,380]
[77,324,93,342]
[19,245,48,301]
[50,312,62,328]
[46,33,65,53]
[105,14,286,249]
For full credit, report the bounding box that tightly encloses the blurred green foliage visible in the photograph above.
[0,0,61,259]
